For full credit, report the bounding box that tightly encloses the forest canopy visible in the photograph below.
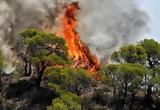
[0,29,160,110]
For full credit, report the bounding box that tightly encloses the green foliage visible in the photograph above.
[100,65,115,84]
[45,67,92,95]
[148,66,160,85]
[16,29,71,87]
[47,92,81,110]
[107,63,146,83]
[111,44,147,64]
[118,63,146,77]
[140,39,160,58]
[48,83,64,95]
[20,29,70,66]
[110,39,160,93]
[103,63,147,96]
[45,67,87,110]
[102,63,146,81]
[110,51,121,62]
[139,39,160,67]
[4,35,159,110]
[48,102,68,110]
[0,50,4,70]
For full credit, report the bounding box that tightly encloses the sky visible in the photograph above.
[137,0,160,41]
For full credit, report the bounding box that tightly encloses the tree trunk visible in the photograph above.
[115,90,121,110]
[122,83,128,109]
[113,86,117,100]
[27,63,32,76]
[148,58,154,68]
[24,59,28,76]
[129,92,136,110]
[147,85,152,98]
[36,62,45,88]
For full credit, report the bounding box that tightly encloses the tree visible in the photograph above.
[109,39,160,109]
[139,39,160,100]
[103,63,146,109]
[111,39,160,101]
[100,64,118,99]
[16,29,70,88]
[45,67,92,95]
[111,44,147,64]
[47,92,81,110]
[140,39,160,68]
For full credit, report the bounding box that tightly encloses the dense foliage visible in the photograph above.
[15,29,70,88]
[0,29,160,110]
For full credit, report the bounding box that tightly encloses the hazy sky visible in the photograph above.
[137,0,160,41]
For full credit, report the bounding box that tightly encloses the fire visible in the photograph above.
[43,2,100,79]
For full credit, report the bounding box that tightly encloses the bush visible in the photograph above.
[45,67,92,95]
[47,92,81,110]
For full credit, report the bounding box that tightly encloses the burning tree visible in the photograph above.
[43,2,100,79]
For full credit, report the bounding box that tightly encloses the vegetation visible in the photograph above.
[0,29,160,110]
[0,50,5,72]
[47,92,81,110]
[15,29,70,88]
[45,67,92,95]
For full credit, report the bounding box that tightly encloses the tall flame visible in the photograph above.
[43,2,100,78]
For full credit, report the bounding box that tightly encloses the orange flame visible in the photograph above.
[43,2,100,79]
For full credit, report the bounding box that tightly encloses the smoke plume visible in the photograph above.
[77,0,149,59]
[0,0,59,72]
[0,0,148,72]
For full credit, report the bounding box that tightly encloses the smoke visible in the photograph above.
[77,0,149,59]
[0,0,15,73]
[0,0,148,72]
[0,0,59,73]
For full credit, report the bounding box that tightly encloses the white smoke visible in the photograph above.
[0,0,15,73]
[0,0,149,72]
[77,0,149,59]
[0,0,65,73]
